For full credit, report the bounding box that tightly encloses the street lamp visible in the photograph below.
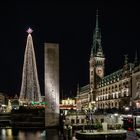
[124,106,130,115]
[125,107,130,111]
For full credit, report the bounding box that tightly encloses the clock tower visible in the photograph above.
[89,10,105,101]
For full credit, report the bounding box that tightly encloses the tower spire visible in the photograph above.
[95,9,99,32]
[124,54,128,65]
[91,9,103,57]
[77,83,80,97]
[89,10,105,102]
[134,50,138,65]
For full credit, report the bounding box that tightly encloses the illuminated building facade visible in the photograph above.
[132,65,140,108]
[76,11,140,111]
[19,28,42,104]
[60,98,76,110]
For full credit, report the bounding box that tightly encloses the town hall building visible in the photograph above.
[76,10,140,113]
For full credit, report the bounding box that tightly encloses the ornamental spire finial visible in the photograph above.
[27,27,33,34]
[95,9,99,31]
[134,49,138,65]
[124,54,128,65]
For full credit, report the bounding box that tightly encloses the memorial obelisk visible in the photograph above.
[45,43,59,127]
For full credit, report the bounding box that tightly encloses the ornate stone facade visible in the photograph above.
[76,11,140,112]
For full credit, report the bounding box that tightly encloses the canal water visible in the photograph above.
[0,128,63,140]
[0,128,131,140]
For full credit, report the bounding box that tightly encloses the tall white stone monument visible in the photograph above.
[45,43,59,127]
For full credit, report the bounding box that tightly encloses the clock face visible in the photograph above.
[96,67,103,78]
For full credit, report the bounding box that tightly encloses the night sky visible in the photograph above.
[0,2,139,98]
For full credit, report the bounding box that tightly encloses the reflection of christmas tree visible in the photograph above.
[19,28,41,103]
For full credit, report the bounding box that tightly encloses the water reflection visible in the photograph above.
[0,129,13,140]
[0,128,61,140]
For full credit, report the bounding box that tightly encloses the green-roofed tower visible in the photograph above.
[89,10,105,102]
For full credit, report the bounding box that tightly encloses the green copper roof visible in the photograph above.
[80,84,90,92]
[98,69,122,86]
[91,10,103,57]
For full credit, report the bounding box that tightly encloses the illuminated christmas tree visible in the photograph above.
[19,28,41,104]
